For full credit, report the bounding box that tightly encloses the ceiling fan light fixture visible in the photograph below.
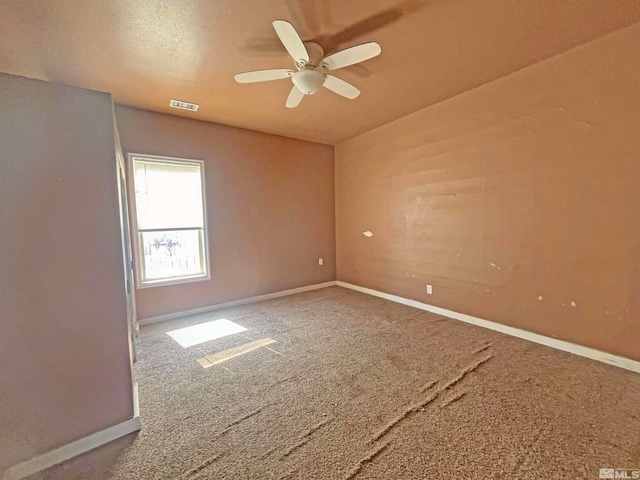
[234,20,381,108]
[292,69,326,95]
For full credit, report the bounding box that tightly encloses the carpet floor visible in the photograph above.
[29,286,640,479]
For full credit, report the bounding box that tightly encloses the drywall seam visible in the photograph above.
[1,416,141,480]
[139,281,338,326]
[336,282,640,374]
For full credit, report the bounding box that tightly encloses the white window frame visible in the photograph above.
[128,153,210,288]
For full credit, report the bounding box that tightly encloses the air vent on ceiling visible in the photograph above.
[169,99,199,112]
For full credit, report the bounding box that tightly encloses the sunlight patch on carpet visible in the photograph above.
[197,338,276,368]
[167,319,247,347]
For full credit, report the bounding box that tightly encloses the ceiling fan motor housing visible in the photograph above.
[292,69,326,95]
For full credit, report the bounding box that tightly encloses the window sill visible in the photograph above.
[137,273,210,289]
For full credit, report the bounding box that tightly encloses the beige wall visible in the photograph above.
[0,74,133,471]
[336,23,640,361]
[114,106,335,320]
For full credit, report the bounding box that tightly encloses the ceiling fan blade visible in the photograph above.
[234,69,293,83]
[322,42,381,70]
[286,85,305,108]
[323,75,360,99]
[272,20,309,63]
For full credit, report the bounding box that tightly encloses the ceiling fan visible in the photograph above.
[234,20,381,108]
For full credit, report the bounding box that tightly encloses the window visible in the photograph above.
[129,154,209,287]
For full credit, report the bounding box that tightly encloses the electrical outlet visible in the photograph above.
[426,284,433,294]
[318,258,323,266]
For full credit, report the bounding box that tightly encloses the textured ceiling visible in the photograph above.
[1,0,639,144]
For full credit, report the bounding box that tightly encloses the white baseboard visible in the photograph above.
[139,281,338,326]
[133,381,139,418]
[336,281,640,374]
[2,416,141,480]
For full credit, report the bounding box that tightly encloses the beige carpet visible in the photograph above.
[30,286,640,479]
